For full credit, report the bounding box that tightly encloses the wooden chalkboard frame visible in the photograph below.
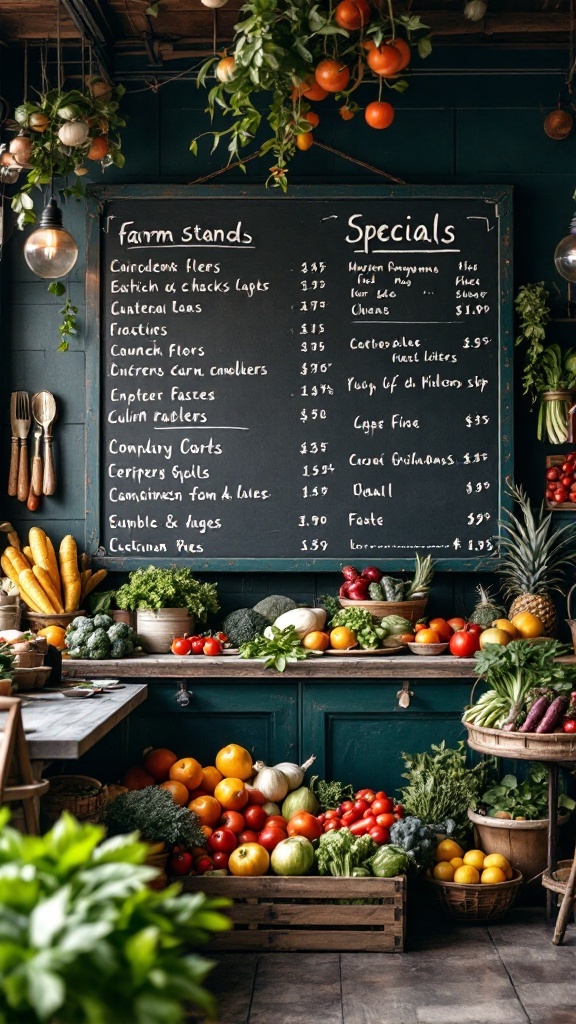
[85,184,513,572]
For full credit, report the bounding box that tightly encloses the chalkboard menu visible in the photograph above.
[85,185,513,571]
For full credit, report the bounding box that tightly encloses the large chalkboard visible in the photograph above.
[85,185,513,571]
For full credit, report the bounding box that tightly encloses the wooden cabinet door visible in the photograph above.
[302,680,474,794]
[126,681,299,769]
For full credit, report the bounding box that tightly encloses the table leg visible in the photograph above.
[546,762,559,924]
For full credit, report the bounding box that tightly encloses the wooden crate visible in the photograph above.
[545,455,575,511]
[179,874,406,952]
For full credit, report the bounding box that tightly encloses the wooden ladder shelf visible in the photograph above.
[0,696,49,834]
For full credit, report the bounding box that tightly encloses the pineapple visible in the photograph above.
[405,553,435,598]
[496,480,576,637]
[469,584,507,628]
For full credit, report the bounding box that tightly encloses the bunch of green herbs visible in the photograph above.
[239,624,310,672]
[104,785,207,849]
[477,763,575,820]
[463,639,576,730]
[115,566,219,623]
[309,775,355,811]
[0,644,14,680]
[397,742,493,840]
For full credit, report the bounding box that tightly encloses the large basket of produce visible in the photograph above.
[337,555,433,625]
[464,720,576,761]
[339,597,428,625]
[43,775,108,824]
[426,869,523,923]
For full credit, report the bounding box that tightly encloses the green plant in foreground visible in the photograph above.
[115,566,219,623]
[0,810,231,1024]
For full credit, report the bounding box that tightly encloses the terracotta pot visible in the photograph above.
[468,807,569,882]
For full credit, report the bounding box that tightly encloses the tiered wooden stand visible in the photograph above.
[0,696,49,833]
[465,720,576,936]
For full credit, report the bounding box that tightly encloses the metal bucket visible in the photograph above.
[565,583,576,652]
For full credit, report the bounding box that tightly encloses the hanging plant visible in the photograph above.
[191,0,432,191]
[6,77,126,228]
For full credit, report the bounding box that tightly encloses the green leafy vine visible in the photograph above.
[48,280,78,352]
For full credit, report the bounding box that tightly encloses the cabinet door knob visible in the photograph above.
[175,680,193,706]
[397,682,414,709]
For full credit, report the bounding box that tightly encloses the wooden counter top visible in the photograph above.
[61,654,477,680]
[6,683,148,761]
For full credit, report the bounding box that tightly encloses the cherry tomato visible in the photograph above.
[257,825,287,851]
[208,828,238,853]
[562,719,576,732]
[324,819,342,831]
[341,809,362,826]
[325,809,340,819]
[376,812,396,828]
[190,638,205,655]
[265,815,288,829]
[372,797,394,815]
[244,804,268,831]
[216,632,228,643]
[369,826,390,844]
[317,813,326,824]
[374,791,387,800]
[562,475,574,488]
[212,851,229,869]
[562,463,573,473]
[393,804,404,819]
[361,815,377,831]
[349,819,371,836]
[171,636,191,656]
[203,637,222,656]
[546,467,560,480]
[194,855,214,875]
[354,798,370,814]
[340,800,355,813]
[238,830,259,845]
[355,789,374,799]
[570,493,576,503]
[220,811,245,833]
[168,850,193,875]
[554,488,569,503]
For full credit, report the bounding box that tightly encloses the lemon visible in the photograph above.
[435,839,464,862]
[483,853,513,879]
[433,861,455,882]
[463,849,486,870]
[481,866,507,884]
[454,865,480,884]
[492,618,519,639]
[479,627,512,649]
[450,857,464,868]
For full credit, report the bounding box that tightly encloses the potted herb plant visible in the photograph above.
[0,809,230,1023]
[468,765,574,881]
[515,282,576,444]
[115,566,219,652]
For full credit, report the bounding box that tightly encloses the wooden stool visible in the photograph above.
[0,696,49,834]
[553,850,576,945]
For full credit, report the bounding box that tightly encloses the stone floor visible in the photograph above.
[189,909,576,1024]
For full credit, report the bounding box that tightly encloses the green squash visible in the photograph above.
[281,786,319,820]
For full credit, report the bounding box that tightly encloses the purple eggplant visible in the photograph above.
[519,695,551,733]
[535,696,569,734]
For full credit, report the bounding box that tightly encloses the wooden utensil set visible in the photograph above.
[8,391,57,511]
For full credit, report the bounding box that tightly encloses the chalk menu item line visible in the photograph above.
[85,184,513,573]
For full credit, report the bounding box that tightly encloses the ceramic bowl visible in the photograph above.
[407,641,450,656]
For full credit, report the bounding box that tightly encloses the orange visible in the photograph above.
[481,866,507,884]
[510,611,544,638]
[201,766,223,793]
[144,747,178,781]
[415,628,440,644]
[296,133,313,151]
[215,744,253,781]
[122,765,154,790]
[159,780,189,806]
[450,857,464,869]
[433,861,455,882]
[329,626,357,650]
[86,135,109,161]
[215,56,235,83]
[214,777,249,810]
[492,618,519,639]
[435,839,464,862]
[453,865,480,884]
[38,625,67,649]
[187,787,209,801]
[188,794,221,827]
[483,853,513,879]
[302,630,330,651]
[169,757,203,791]
[463,849,486,870]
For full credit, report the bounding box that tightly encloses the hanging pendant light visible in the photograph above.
[23,197,78,279]
[554,214,576,282]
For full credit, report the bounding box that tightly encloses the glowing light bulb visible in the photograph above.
[23,198,78,279]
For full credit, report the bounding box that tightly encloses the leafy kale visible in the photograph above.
[309,775,355,811]
[389,815,437,869]
[104,785,207,848]
[398,742,493,841]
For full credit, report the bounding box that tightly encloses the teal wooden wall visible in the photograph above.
[2,43,576,626]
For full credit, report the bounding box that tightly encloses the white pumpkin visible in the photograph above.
[271,608,319,638]
[58,121,89,147]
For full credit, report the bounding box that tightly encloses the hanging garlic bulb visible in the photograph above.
[464,0,487,21]
[201,0,230,7]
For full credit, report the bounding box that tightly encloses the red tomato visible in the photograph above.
[466,623,483,636]
[171,636,191,656]
[203,637,222,656]
[168,850,193,875]
[562,719,576,732]
[393,804,404,818]
[212,851,229,869]
[374,791,387,800]
[324,819,342,831]
[570,493,576,503]
[562,462,573,473]
[220,811,245,833]
[341,809,362,826]
[546,467,560,480]
[361,815,377,831]
[244,804,268,831]
[355,789,374,799]
[258,825,287,851]
[286,811,323,842]
[349,819,371,836]
[369,826,390,844]
[208,828,238,853]
[366,43,402,77]
[265,815,288,829]
[554,488,569,503]
[325,809,340,819]
[354,798,370,814]
[194,855,214,874]
[244,784,267,806]
[562,475,574,488]
[372,797,394,815]
[449,626,481,658]
[428,618,453,642]
[447,617,467,632]
[376,812,396,828]
[216,631,228,643]
[190,638,205,655]
[334,0,371,31]
[364,100,395,130]
[238,830,259,844]
[317,813,326,824]
[340,800,356,812]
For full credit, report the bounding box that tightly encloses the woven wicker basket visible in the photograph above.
[339,597,428,625]
[426,869,523,923]
[464,719,576,761]
[43,775,108,824]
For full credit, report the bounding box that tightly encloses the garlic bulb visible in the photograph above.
[463,0,487,21]
[58,120,89,147]
[272,754,317,792]
[252,762,290,802]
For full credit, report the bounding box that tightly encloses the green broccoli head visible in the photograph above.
[110,639,134,659]
[93,613,114,630]
[107,622,133,642]
[85,628,112,660]
[70,615,94,633]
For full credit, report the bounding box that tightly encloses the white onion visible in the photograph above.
[272,754,316,791]
[252,763,289,802]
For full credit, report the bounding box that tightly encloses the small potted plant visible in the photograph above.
[0,809,230,1022]
[103,785,208,877]
[115,566,219,652]
[515,282,576,444]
